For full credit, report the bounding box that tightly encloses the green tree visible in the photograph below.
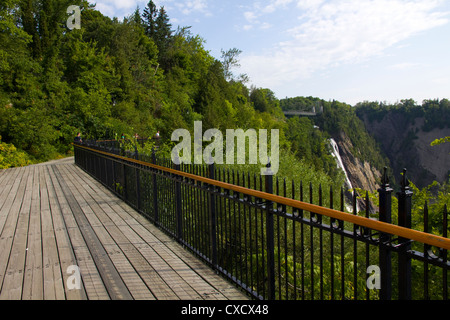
[221,47,248,82]
[142,0,157,39]
[155,6,172,49]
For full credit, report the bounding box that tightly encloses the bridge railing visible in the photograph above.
[73,141,449,300]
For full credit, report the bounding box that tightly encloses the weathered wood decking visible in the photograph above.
[0,158,247,300]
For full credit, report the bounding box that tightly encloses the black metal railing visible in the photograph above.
[73,141,450,300]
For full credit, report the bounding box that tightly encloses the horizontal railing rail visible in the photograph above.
[74,141,449,300]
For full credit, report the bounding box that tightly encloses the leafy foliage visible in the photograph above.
[0,136,32,169]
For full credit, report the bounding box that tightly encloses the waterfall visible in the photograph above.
[329,138,360,213]
[329,138,353,192]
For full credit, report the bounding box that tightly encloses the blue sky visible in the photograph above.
[93,0,450,106]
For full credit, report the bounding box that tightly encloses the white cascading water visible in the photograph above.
[329,138,353,192]
[329,139,359,212]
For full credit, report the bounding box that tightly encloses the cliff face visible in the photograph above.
[358,113,450,188]
[334,131,382,193]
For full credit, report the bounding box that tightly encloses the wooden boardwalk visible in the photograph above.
[0,158,248,300]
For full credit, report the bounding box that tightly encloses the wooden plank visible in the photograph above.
[102,205,203,299]
[67,164,201,300]
[0,167,14,194]
[0,167,26,294]
[46,165,87,300]
[40,165,65,300]
[59,164,158,300]
[70,163,247,300]
[0,167,20,232]
[0,166,31,299]
[52,165,133,300]
[22,166,43,300]
[49,165,109,300]
[115,200,247,300]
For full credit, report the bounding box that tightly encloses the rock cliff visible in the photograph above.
[334,131,382,193]
[358,113,450,188]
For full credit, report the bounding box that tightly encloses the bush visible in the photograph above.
[0,137,32,169]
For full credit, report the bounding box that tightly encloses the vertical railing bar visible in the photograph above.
[319,184,324,300]
[424,201,429,300]
[197,165,203,253]
[365,191,371,301]
[283,179,288,300]
[397,168,412,300]
[218,169,224,270]
[232,170,237,279]
[353,190,358,300]
[199,165,205,253]
[163,162,168,231]
[378,167,393,300]
[309,182,314,300]
[227,169,233,278]
[247,173,256,296]
[152,149,159,226]
[292,180,297,301]
[186,166,193,249]
[300,181,305,300]
[203,165,210,258]
[260,173,267,299]
[237,171,243,284]
[265,164,275,300]
[122,161,127,201]
[276,177,281,299]
[340,187,345,300]
[330,186,335,300]
[199,165,204,253]
[209,162,218,269]
[253,173,260,297]
[192,166,199,251]
[443,204,448,300]
[242,172,249,290]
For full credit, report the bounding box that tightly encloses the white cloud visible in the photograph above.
[241,0,449,90]
[93,0,210,19]
[93,0,147,19]
[388,62,422,70]
[263,0,295,13]
[242,0,294,29]
[244,11,258,23]
[173,0,209,15]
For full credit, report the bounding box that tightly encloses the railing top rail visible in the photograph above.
[74,143,450,251]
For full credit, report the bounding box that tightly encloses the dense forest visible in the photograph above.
[0,0,344,190]
[355,98,450,132]
[1,1,285,162]
[0,0,448,207]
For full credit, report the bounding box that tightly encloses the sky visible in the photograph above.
[93,0,450,106]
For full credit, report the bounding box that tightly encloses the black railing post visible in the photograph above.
[264,163,276,300]
[122,161,127,201]
[152,147,159,226]
[208,162,218,268]
[378,167,393,300]
[135,145,141,212]
[443,204,448,300]
[397,168,413,300]
[174,156,183,242]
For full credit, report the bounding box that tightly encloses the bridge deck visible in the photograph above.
[0,158,247,300]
